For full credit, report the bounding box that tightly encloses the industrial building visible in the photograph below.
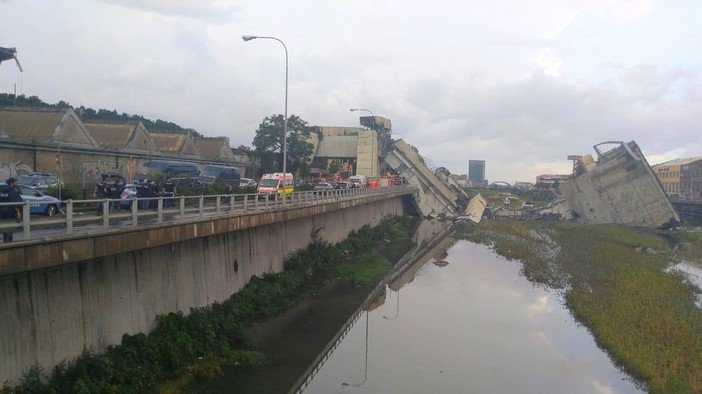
[652,156,702,199]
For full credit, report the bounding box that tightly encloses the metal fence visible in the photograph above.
[0,186,412,243]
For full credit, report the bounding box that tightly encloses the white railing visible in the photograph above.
[0,186,412,244]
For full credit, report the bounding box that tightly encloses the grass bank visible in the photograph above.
[2,216,411,394]
[455,221,702,394]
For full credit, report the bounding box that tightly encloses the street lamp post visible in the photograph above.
[243,35,289,180]
[350,108,376,177]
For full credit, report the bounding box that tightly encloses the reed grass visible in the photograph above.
[455,221,702,393]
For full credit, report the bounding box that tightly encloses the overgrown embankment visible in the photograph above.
[2,216,411,394]
[455,221,702,394]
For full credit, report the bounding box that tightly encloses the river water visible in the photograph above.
[302,238,644,394]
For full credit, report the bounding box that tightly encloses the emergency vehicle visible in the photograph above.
[257,173,294,199]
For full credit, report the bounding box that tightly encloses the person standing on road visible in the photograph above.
[148,180,160,209]
[223,183,233,204]
[162,178,176,208]
[0,178,23,242]
[93,179,106,215]
[136,179,149,210]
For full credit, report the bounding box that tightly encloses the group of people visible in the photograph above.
[135,178,177,209]
[93,177,124,214]
[0,178,22,242]
[93,177,177,213]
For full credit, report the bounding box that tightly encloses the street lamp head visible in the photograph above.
[350,108,373,115]
[242,35,257,42]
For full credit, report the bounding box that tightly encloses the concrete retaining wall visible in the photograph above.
[0,195,405,385]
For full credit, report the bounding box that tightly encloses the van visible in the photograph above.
[196,165,241,187]
[134,160,199,182]
[257,173,294,199]
[240,178,257,187]
[348,175,367,188]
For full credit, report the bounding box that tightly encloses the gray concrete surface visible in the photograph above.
[0,193,407,385]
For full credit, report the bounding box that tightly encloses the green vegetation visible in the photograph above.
[1,216,410,394]
[335,251,392,287]
[455,221,702,394]
[0,93,199,135]
[44,185,81,201]
[252,114,314,174]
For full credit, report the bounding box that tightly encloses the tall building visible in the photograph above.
[468,160,486,185]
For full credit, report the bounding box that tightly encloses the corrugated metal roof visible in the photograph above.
[0,107,97,146]
[150,131,202,158]
[195,137,234,160]
[150,131,187,153]
[84,122,134,149]
[0,107,67,142]
[129,125,159,152]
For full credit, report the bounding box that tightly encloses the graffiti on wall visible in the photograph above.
[0,161,33,181]
[80,161,122,182]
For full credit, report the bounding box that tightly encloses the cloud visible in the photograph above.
[99,0,242,23]
[581,0,654,23]
[528,296,553,318]
[592,380,616,394]
[1,0,699,183]
[387,66,702,181]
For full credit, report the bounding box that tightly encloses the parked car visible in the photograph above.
[314,182,334,192]
[239,178,257,187]
[17,184,62,216]
[16,173,63,192]
[522,201,534,211]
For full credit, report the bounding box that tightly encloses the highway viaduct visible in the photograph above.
[0,187,416,384]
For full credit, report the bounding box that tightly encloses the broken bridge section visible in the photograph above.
[559,141,680,228]
[381,139,459,218]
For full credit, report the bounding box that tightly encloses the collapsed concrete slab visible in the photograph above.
[459,193,487,224]
[559,141,680,228]
[381,139,459,218]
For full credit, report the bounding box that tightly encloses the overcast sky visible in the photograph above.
[1,0,700,183]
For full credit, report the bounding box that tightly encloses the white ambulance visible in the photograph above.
[257,173,294,199]
[348,175,367,188]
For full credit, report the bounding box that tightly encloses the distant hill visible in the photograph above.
[0,93,202,137]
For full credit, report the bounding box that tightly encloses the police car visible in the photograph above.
[17,185,62,216]
[16,172,63,192]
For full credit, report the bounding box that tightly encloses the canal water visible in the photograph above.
[302,238,644,394]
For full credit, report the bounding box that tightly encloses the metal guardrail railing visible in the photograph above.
[0,186,413,244]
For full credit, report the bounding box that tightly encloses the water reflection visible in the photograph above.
[382,289,400,320]
[341,310,369,388]
[668,241,702,307]
[304,240,643,394]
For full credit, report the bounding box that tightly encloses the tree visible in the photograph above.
[252,114,314,175]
